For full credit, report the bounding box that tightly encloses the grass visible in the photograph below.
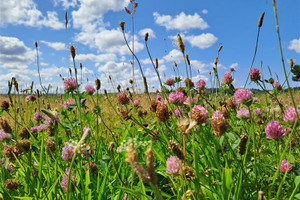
[0,1,299,199]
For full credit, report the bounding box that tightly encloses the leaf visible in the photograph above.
[64,92,69,100]
[295,194,300,200]
[295,176,300,186]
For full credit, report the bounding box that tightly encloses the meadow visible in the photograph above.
[0,1,300,200]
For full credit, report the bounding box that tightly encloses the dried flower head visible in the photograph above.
[150,99,158,112]
[250,68,261,81]
[211,111,228,137]
[0,118,12,133]
[0,100,9,111]
[184,78,194,88]
[191,105,208,124]
[156,102,170,122]
[5,179,20,190]
[119,21,125,31]
[145,147,157,184]
[0,129,11,141]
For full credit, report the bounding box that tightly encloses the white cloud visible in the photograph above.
[163,49,184,63]
[288,39,300,53]
[0,0,64,29]
[169,33,218,49]
[75,29,144,55]
[76,53,117,63]
[190,60,209,73]
[72,0,130,30]
[0,36,35,71]
[138,28,156,39]
[185,34,218,49]
[40,41,67,51]
[202,9,208,14]
[53,0,78,9]
[153,12,209,30]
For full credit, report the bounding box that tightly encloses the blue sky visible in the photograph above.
[0,0,299,93]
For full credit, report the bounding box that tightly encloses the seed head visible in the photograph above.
[156,102,169,122]
[218,44,223,52]
[177,34,185,53]
[119,21,125,31]
[126,150,151,182]
[186,54,190,66]
[258,12,265,27]
[238,133,248,155]
[169,140,185,160]
[95,78,101,90]
[145,147,157,184]
[5,179,20,190]
[0,100,10,111]
[145,32,149,41]
[289,59,294,69]
[0,118,12,133]
[70,46,76,59]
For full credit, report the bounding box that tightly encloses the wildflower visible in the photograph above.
[85,85,95,95]
[265,120,285,139]
[166,78,175,86]
[236,108,250,119]
[211,111,228,137]
[0,118,12,133]
[230,67,235,72]
[33,112,44,122]
[17,140,32,153]
[222,72,234,84]
[279,159,292,172]
[150,99,158,112]
[168,92,185,104]
[61,169,76,193]
[0,129,11,141]
[122,193,129,200]
[64,77,77,92]
[118,91,130,105]
[234,89,252,104]
[63,99,75,110]
[283,107,299,123]
[174,107,184,119]
[133,100,139,107]
[156,94,162,101]
[252,97,259,102]
[80,98,86,105]
[61,145,75,161]
[30,124,47,133]
[250,68,261,81]
[0,100,9,111]
[191,105,208,124]
[227,98,237,110]
[253,108,262,116]
[4,179,20,190]
[6,162,13,171]
[44,111,60,126]
[156,102,170,122]
[26,95,36,102]
[272,81,281,90]
[166,156,181,174]
[184,97,197,106]
[196,79,206,90]
[184,78,194,88]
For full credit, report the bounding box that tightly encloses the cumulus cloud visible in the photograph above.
[163,49,184,63]
[75,29,144,55]
[72,0,130,30]
[138,28,156,39]
[169,33,218,49]
[0,36,35,71]
[288,39,300,53]
[0,0,64,29]
[40,41,67,51]
[53,0,78,9]
[75,53,117,63]
[153,12,209,30]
